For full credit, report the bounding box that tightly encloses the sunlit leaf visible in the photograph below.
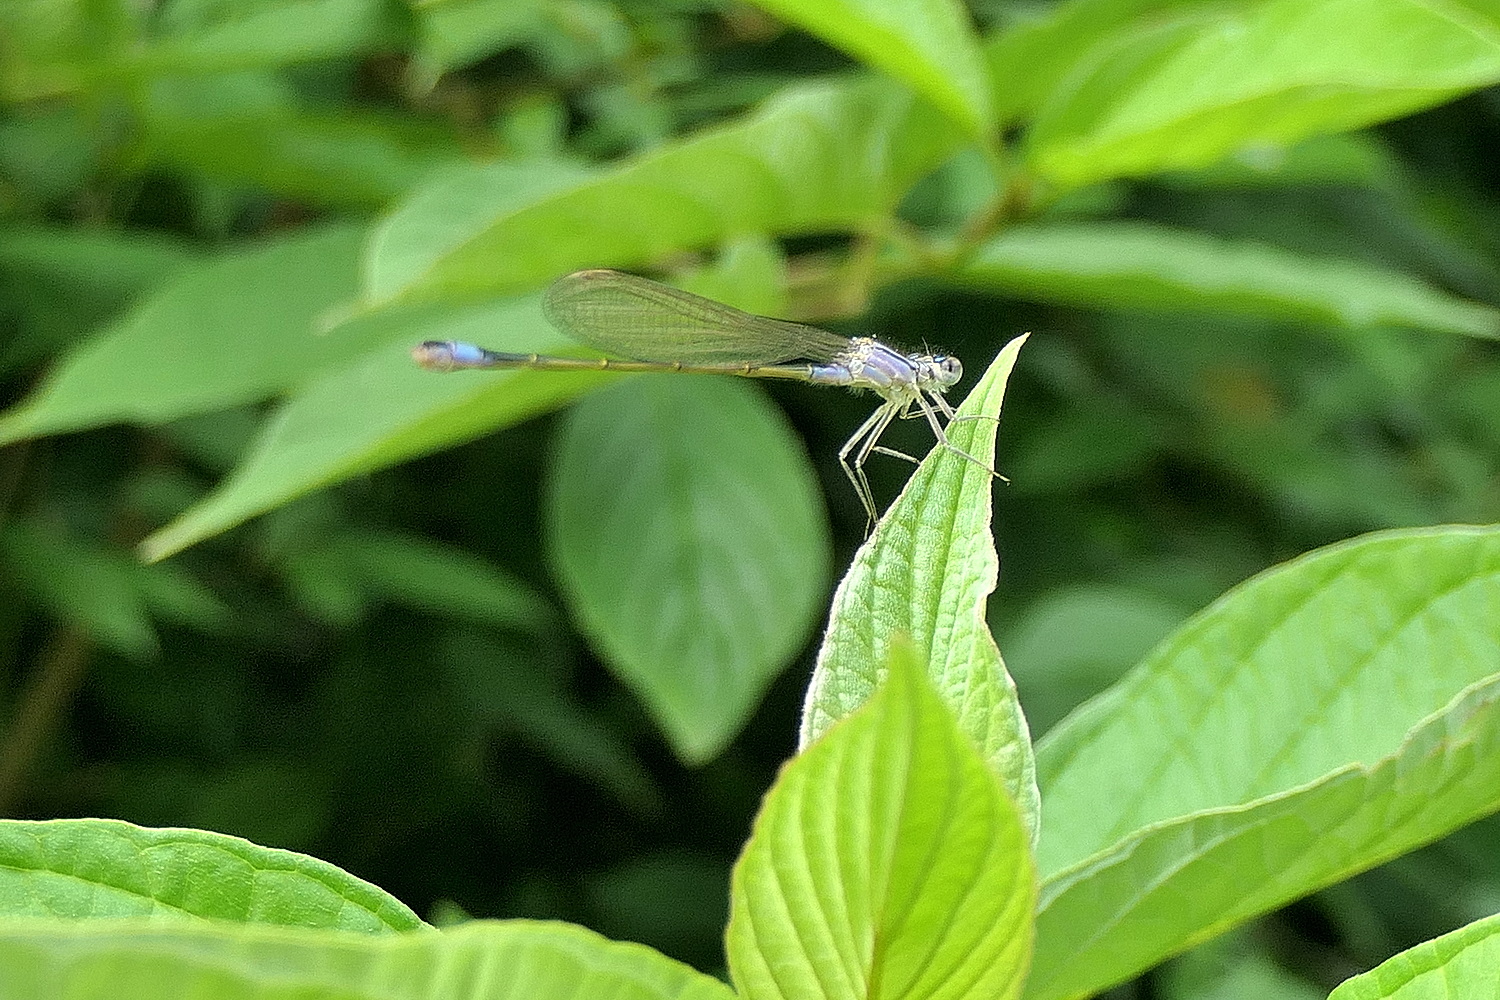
[0,918,735,1000]
[362,76,964,308]
[1026,526,1500,1000]
[729,646,1036,1000]
[801,335,1040,842]
[0,818,421,932]
[1021,0,1500,187]
[1328,912,1500,999]
[744,0,994,138]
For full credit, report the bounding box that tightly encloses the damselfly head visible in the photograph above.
[918,353,963,391]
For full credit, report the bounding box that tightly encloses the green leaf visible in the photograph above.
[1022,0,1500,187]
[0,225,400,446]
[135,102,462,207]
[727,646,1036,1000]
[0,918,736,1000]
[744,0,994,139]
[800,335,1040,842]
[0,521,214,659]
[363,76,964,308]
[547,376,830,763]
[138,297,593,561]
[136,246,796,563]
[1025,526,1500,1000]
[1328,912,1500,999]
[0,226,200,303]
[117,0,401,78]
[335,529,558,633]
[0,818,421,932]
[411,0,545,79]
[953,222,1500,339]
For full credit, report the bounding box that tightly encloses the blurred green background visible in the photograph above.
[2,0,1499,995]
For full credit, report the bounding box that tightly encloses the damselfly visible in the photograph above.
[413,268,994,523]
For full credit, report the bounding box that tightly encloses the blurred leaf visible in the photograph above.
[1003,397,1160,495]
[0,818,421,931]
[1000,585,1190,737]
[118,0,402,78]
[801,335,1040,841]
[983,0,1215,127]
[1328,911,1500,999]
[585,850,727,961]
[1023,0,1500,187]
[411,0,545,79]
[0,918,737,999]
[335,529,556,632]
[1158,131,1404,191]
[727,645,1036,1000]
[953,222,1500,339]
[548,376,829,763]
[440,632,660,811]
[362,76,964,307]
[1,521,165,659]
[0,225,402,445]
[1027,526,1500,999]
[0,226,200,302]
[135,100,462,207]
[0,225,202,368]
[744,0,995,139]
[138,297,596,560]
[1163,944,1326,1000]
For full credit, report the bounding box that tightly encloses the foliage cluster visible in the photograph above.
[1,0,1499,997]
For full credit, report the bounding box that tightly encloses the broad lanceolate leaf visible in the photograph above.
[953,222,1500,339]
[363,76,965,308]
[116,0,400,78]
[1020,0,1500,187]
[801,336,1040,843]
[1,521,229,658]
[0,819,420,932]
[1025,526,1500,1000]
[0,225,410,446]
[548,376,830,764]
[139,296,589,561]
[1328,912,1500,1000]
[744,0,994,139]
[0,918,735,1000]
[728,648,1036,1000]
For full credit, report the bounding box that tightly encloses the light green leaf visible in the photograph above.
[117,0,399,77]
[1328,912,1500,1000]
[138,296,593,561]
[548,376,830,763]
[984,0,1209,127]
[1025,526,1500,1000]
[0,225,402,446]
[1023,0,1500,187]
[0,818,420,932]
[0,225,200,302]
[363,76,964,308]
[744,0,994,138]
[728,646,1036,1000]
[953,222,1500,339]
[135,103,462,207]
[0,918,736,1000]
[800,335,1040,842]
